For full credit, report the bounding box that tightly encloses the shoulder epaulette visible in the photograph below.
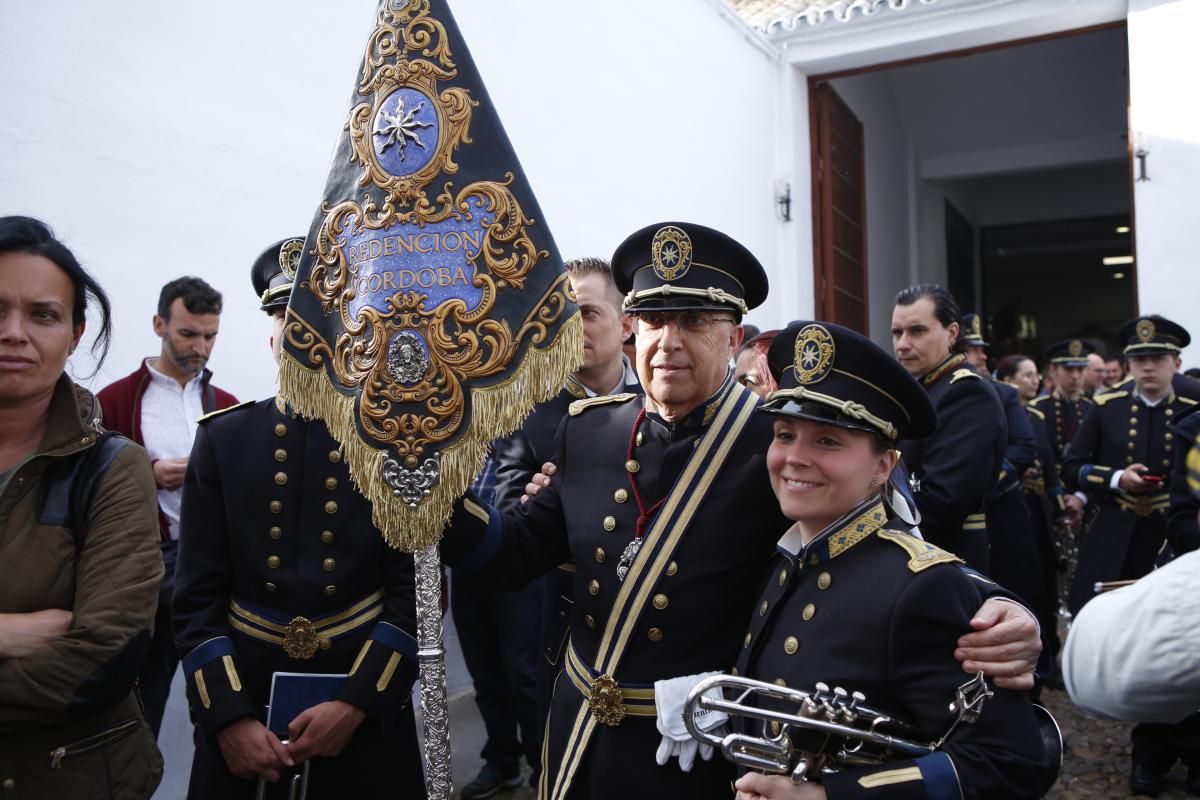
[1028,394,1050,406]
[949,368,981,384]
[1179,396,1198,406]
[568,393,637,417]
[198,400,255,424]
[1026,406,1046,420]
[876,529,963,573]
[1093,390,1128,406]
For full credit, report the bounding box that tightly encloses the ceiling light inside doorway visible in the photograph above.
[1113,272,1126,279]
[1116,226,1131,234]
[1103,256,1134,266]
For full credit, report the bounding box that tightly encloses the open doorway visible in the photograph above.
[809,23,1134,358]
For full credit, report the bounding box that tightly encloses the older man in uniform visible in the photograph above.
[1062,314,1198,795]
[455,256,640,798]
[442,223,1042,800]
[172,239,425,798]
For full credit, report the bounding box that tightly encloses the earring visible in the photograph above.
[869,477,880,487]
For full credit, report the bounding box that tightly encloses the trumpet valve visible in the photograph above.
[827,687,848,720]
[842,691,865,722]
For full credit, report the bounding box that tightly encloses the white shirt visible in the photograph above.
[141,358,205,540]
[1063,549,1200,723]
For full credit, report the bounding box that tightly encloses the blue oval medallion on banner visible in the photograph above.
[373,87,440,177]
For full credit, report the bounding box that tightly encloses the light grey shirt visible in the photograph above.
[1063,549,1200,723]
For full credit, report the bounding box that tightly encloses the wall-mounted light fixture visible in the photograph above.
[775,180,792,222]
[1113,272,1126,279]
[1115,226,1130,234]
[1134,132,1150,182]
[1103,255,1134,266]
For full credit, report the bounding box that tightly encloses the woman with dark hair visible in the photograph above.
[0,216,163,797]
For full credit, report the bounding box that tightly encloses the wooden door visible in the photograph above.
[811,82,868,334]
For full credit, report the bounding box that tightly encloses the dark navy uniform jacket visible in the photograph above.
[1062,387,1197,612]
[899,355,1005,570]
[490,372,642,673]
[736,499,1048,799]
[1167,405,1200,555]
[1028,389,1094,477]
[446,380,781,799]
[985,380,1041,604]
[172,399,423,796]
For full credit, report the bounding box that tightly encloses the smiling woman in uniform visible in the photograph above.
[729,320,1050,800]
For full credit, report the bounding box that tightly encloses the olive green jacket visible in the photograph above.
[0,375,163,797]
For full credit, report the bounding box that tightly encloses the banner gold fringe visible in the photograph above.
[278,313,582,553]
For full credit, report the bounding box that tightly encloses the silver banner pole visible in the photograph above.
[415,542,451,799]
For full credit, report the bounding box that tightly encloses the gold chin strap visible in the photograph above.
[765,386,898,441]
[623,285,748,315]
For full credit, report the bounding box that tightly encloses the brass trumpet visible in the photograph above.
[683,673,993,784]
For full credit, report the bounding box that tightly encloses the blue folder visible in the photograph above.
[265,672,347,735]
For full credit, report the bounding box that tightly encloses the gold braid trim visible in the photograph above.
[277,313,582,552]
[765,386,898,440]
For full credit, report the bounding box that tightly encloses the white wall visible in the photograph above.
[828,72,913,343]
[0,1,782,400]
[1127,0,1200,348]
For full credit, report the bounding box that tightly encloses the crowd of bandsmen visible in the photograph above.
[3,214,1198,800]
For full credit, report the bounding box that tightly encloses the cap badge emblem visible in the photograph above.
[1068,339,1083,357]
[1136,319,1156,343]
[971,316,982,336]
[650,226,692,282]
[794,324,835,385]
[278,238,304,280]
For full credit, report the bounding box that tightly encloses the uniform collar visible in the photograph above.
[645,368,740,431]
[567,356,641,399]
[1051,387,1087,404]
[778,497,889,567]
[919,353,966,388]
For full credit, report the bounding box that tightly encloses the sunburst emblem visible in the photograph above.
[971,316,982,336]
[374,95,434,160]
[1068,339,1083,358]
[278,238,304,280]
[793,324,835,385]
[1136,319,1156,343]
[651,226,693,282]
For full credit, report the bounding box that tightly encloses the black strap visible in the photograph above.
[37,432,133,551]
[203,383,217,413]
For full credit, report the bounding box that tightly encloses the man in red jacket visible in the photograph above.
[97,276,238,735]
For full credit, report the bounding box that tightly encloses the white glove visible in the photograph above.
[654,671,729,772]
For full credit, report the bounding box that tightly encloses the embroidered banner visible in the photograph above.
[279,0,581,551]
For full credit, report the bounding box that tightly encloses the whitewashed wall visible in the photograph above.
[1127,0,1200,366]
[0,2,782,400]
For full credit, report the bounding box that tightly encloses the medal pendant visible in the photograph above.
[616,537,643,582]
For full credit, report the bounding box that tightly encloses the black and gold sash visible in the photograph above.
[545,383,759,800]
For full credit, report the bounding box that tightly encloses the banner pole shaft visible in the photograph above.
[415,543,452,799]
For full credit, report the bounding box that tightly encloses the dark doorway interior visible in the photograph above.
[981,214,1135,361]
[945,201,976,313]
